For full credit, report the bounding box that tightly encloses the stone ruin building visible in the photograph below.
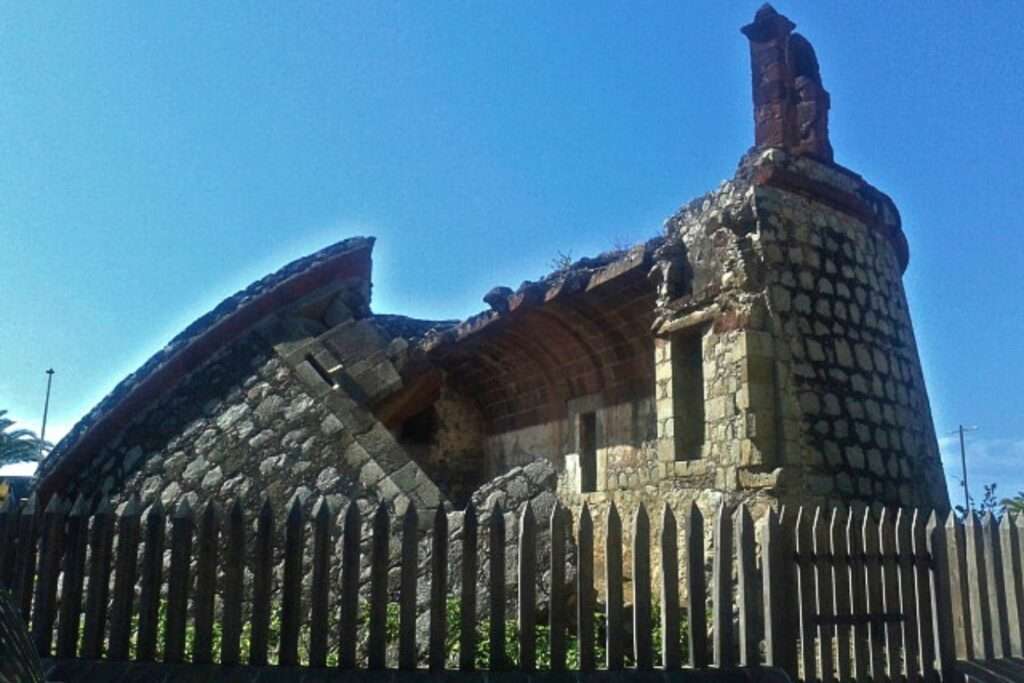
[33,6,950,565]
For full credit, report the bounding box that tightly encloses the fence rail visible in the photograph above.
[0,493,1019,682]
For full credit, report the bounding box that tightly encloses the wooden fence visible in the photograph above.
[0,493,1018,682]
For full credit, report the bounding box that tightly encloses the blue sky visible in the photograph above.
[2,2,1022,504]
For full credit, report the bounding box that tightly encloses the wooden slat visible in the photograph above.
[249,498,274,666]
[399,502,419,671]
[164,497,194,663]
[193,501,219,665]
[430,506,448,672]
[777,507,799,676]
[605,502,624,671]
[279,496,305,666]
[963,512,992,659]
[135,500,165,662]
[368,502,389,670]
[830,506,852,683]
[944,511,971,661]
[846,506,869,683]
[488,501,506,671]
[896,508,921,681]
[862,508,886,681]
[108,496,142,661]
[56,495,89,659]
[761,508,782,669]
[795,506,816,682]
[338,501,361,670]
[633,503,653,670]
[879,508,904,681]
[0,497,18,589]
[459,502,478,671]
[31,495,66,658]
[1009,515,1024,658]
[309,498,333,668]
[928,511,959,681]
[577,503,595,672]
[813,506,835,683]
[518,501,537,672]
[911,509,937,681]
[81,498,114,659]
[549,503,568,671]
[13,494,39,622]
[686,502,708,669]
[220,500,245,666]
[736,503,757,667]
[981,512,1008,658]
[712,502,734,669]
[660,503,681,671]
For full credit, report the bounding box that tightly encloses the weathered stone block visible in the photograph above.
[321,319,385,364]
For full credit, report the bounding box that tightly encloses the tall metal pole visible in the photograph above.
[952,425,979,513]
[39,368,55,459]
[959,425,969,513]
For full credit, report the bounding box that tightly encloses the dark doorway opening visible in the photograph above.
[579,411,597,493]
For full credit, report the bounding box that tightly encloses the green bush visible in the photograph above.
[125,595,691,669]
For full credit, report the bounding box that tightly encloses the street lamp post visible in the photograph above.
[953,424,979,513]
[39,369,55,459]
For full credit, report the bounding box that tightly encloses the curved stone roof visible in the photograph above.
[34,236,375,498]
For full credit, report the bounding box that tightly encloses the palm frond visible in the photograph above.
[0,411,50,467]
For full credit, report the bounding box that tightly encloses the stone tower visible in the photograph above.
[645,5,949,512]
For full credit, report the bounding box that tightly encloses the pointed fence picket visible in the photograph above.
[458,502,478,672]
[577,503,596,672]
[107,496,140,661]
[660,504,681,671]
[55,495,89,659]
[308,498,333,668]
[279,497,304,666]
[249,498,274,666]
[193,501,219,665]
[686,502,708,669]
[81,498,113,660]
[605,502,624,671]
[518,502,537,672]
[487,501,506,672]
[429,506,448,672]
[549,503,568,671]
[31,496,65,658]
[338,501,360,670]
[398,504,418,671]
[164,498,194,663]
[221,500,245,665]
[3,490,1019,682]
[134,500,165,662]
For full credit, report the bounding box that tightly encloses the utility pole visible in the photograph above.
[952,425,979,513]
[39,368,55,459]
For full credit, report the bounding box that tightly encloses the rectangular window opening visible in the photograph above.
[305,353,338,389]
[579,411,597,493]
[672,331,705,461]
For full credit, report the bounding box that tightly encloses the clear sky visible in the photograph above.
[2,2,1022,505]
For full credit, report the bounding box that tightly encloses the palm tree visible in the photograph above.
[1003,492,1024,516]
[0,411,50,467]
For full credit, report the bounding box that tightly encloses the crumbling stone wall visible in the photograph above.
[61,279,446,522]
[63,332,366,516]
[396,385,487,506]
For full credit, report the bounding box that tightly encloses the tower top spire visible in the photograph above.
[741,6,833,162]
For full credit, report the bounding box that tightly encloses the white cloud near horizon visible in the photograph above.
[0,461,38,477]
[938,434,1024,505]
